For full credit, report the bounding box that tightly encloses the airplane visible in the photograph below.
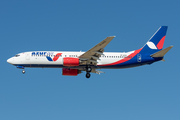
[7,26,173,78]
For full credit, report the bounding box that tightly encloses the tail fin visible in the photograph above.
[141,26,168,54]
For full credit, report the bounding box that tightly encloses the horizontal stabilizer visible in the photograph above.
[151,46,173,58]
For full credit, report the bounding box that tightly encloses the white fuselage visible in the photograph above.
[7,51,135,68]
[6,26,171,78]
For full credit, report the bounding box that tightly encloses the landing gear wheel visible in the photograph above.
[86,72,91,78]
[86,66,92,72]
[22,70,25,74]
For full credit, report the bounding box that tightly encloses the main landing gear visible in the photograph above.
[85,66,92,78]
[86,72,91,78]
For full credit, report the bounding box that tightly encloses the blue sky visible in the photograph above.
[0,0,180,120]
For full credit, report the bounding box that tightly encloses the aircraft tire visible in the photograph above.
[86,72,91,78]
[22,70,25,74]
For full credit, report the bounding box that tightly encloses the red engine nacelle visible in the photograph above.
[62,68,81,76]
[63,57,79,66]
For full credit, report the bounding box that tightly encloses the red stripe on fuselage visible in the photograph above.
[157,36,165,49]
[99,48,142,66]
[53,53,62,61]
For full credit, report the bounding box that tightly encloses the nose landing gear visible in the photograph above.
[22,69,25,74]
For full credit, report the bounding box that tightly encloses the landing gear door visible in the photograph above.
[137,54,141,62]
[25,53,30,60]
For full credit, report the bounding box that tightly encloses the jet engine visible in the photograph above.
[62,68,81,76]
[63,57,79,66]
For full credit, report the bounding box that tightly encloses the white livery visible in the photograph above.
[7,26,173,78]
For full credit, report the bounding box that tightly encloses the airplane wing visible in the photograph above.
[79,36,115,65]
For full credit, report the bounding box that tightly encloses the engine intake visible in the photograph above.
[62,68,81,76]
[63,57,79,66]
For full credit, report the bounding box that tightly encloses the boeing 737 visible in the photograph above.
[7,26,173,78]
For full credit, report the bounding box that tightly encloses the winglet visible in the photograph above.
[109,36,116,38]
[151,46,173,58]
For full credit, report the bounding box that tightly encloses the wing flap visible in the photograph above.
[79,36,115,65]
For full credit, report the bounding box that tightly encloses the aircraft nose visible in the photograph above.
[7,57,14,64]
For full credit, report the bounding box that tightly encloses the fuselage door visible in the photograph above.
[25,53,30,60]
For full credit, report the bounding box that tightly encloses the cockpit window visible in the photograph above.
[15,54,20,57]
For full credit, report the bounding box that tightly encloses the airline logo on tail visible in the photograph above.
[141,26,168,54]
[147,36,166,50]
[156,36,166,49]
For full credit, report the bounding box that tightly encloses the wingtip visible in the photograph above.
[108,36,116,38]
[170,45,173,48]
